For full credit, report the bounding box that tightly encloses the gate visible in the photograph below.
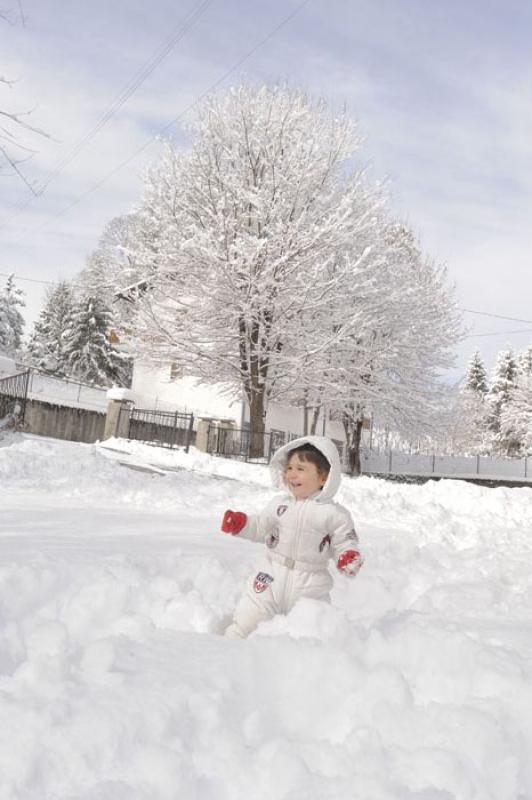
[207,425,287,463]
[0,370,30,427]
[122,407,195,451]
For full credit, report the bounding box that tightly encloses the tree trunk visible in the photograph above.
[248,390,266,459]
[343,416,364,476]
[310,404,322,435]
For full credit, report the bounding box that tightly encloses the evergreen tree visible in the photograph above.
[518,346,532,379]
[63,295,129,386]
[498,344,532,456]
[0,274,25,356]
[487,348,519,453]
[27,281,75,374]
[465,350,488,395]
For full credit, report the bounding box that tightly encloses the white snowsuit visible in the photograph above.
[225,435,361,639]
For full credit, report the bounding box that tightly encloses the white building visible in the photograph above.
[131,358,350,446]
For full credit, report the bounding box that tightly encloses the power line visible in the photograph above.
[35,0,215,194]
[0,271,55,285]
[461,308,532,325]
[0,0,214,229]
[16,0,313,233]
[464,328,532,339]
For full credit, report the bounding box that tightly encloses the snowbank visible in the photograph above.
[1,434,532,799]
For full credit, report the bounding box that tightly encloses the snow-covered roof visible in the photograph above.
[0,355,17,377]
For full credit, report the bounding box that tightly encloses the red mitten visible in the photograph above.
[221,509,247,535]
[337,549,363,576]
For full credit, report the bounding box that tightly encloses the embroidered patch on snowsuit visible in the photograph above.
[266,531,279,549]
[254,572,274,593]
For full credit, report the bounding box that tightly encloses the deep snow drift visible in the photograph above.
[1,434,532,800]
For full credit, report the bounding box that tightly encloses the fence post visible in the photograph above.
[185,413,194,454]
[267,432,274,463]
[432,454,436,474]
[388,450,393,473]
[525,456,528,479]
[173,411,179,447]
[195,419,211,452]
[476,454,480,475]
[103,389,135,440]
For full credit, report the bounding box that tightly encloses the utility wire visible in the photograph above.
[35,0,214,193]
[16,0,313,233]
[461,308,532,325]
[0,271,55,285]
[464,328,532,338]
[0,0,214,229]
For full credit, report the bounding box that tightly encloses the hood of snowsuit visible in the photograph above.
[269,435,342,502]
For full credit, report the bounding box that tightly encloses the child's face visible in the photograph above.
[284,453,327,499]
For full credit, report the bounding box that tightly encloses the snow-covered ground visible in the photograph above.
[1,434,532,800]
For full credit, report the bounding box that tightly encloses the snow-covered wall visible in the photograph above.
[131,361,244,422]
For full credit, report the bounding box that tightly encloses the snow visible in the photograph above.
[106,387,135,402]
[0,354,16,376]
[26,371,109,412]
[1,435,532,799]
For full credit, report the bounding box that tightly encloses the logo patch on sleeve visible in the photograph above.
[254,572,274,593]
[266,531,279,549]
[277,504,288,517]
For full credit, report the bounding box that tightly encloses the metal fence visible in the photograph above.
[204,425,532,483]
[0,370,30,426]
[123,407,195,451]
[207,425,288,463]
[361,450,531,481]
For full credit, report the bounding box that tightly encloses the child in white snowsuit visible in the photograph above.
[221,435,363,639]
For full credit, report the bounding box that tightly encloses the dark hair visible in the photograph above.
[286,443,330,475]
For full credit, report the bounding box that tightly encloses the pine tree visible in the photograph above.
[498,344,532,456]
[465,351,488,396]
[0,274,25,356]
[27,281,75,374]
[487,348,519,453]
[63,295,129,386]
[518,346,532,379]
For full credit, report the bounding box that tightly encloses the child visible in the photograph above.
[221,435,363,639]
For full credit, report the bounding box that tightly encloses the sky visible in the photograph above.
[1,0,532,381]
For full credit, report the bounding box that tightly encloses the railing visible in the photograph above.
[206,425,291,463]
[204,425,532,483]
[0,370,30,425]
[124,407,195,452]
[361,450,531,481]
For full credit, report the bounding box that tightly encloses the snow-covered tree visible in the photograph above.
[0,273,25,356]
[518,346,532,380]
[130,84,397,455]
[79,213,151,304]
[63,295,130,386]
[487,348,519,454]
[444,350,490,455]
[289,222,462,472]
[465,351,488,396]
[497,345,532,455]
[1,10,52,185]
[26,281,75,373]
